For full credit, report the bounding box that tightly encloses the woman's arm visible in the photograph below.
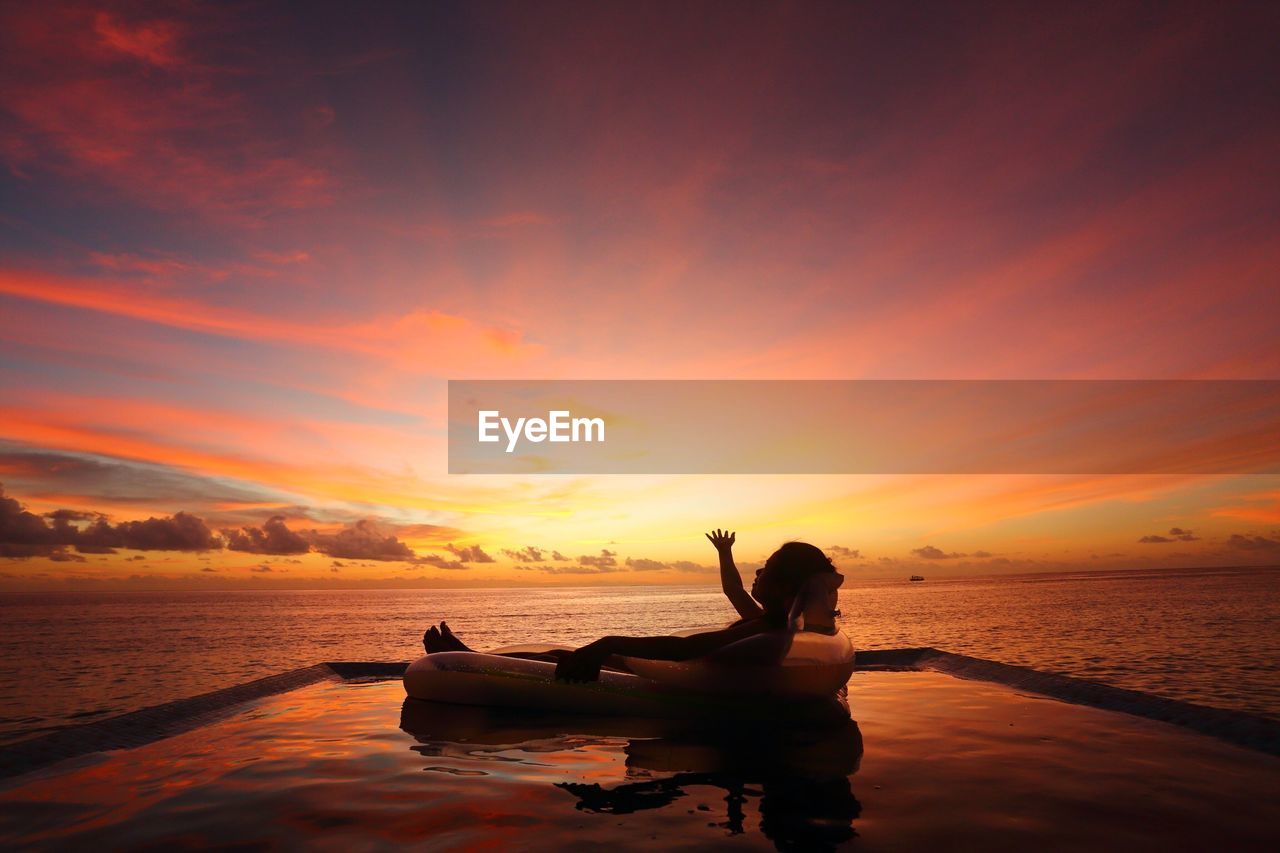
[555,619,767,682]
[706,529,763,620]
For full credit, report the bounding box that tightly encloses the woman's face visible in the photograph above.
[751,565,783,610]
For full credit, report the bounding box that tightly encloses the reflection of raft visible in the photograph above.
[397,699,865,848]
[403,629,856,719]
[399,699,864,777]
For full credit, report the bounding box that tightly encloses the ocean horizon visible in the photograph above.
[4,564,1276,748]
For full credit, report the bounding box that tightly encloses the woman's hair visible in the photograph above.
[756,541,838,617]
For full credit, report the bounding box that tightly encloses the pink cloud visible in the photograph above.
[0,3,334,220]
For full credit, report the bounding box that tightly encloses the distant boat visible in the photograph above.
[909,575,925,582]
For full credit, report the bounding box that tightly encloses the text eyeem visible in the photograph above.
[477,410,605,453]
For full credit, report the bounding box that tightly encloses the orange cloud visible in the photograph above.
[0,268,541,370]
[1210,491,1280,524]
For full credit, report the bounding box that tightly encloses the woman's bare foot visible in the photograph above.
[423,620,472,653]
[437,621,473,652]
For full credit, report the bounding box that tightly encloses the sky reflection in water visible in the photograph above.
[2,675,1278,850]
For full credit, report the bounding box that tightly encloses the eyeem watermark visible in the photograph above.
[449,379,1280,474]
[478,410,605,453]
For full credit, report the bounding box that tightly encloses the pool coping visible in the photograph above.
[1,650,1276,782]
[855,648,1280,756]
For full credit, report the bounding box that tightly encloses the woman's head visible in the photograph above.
[750,541,837,617]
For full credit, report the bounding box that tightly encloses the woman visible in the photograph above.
[423,530,843,683]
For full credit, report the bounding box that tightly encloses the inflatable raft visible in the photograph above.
[403,627,855,719]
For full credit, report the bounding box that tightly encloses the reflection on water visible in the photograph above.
[400,699,864,850]
[3,677,1278,850]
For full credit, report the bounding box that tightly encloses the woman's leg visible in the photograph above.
[423,621,566,659]
[421,622,631,671]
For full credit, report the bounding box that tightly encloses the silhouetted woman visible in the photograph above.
[423,529,843,683]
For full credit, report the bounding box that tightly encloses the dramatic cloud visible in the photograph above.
[1,484,218,556]
[1226,534,1280,552]
[0,4,334,219]
[79,512,219,551]
[304,520,416,561]
[2,3,1277,588]
[624,557,714,573]
[1140,528,1199,544]
[417,554,468,570]
[3,487,424,565]
[444,543,495,563]
[622,558,716,571]
[222,515,310,555]
[502,546,571,563]
[44,508,98,522]
[912,545,965,560]
[578,549,618,569]
[503,546,547,563]
[517,563,626,575]
[826,546,861,559]
[0,486,59,550]
[0,448,276,512]
[74,543,116,554]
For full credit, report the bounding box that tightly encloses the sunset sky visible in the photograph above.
[1,1,1277,589]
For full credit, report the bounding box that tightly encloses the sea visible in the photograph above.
[1,565,1277,747]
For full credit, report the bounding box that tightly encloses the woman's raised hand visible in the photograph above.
[705,528,736,552]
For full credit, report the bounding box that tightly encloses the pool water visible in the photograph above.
[2,671,1277,851]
